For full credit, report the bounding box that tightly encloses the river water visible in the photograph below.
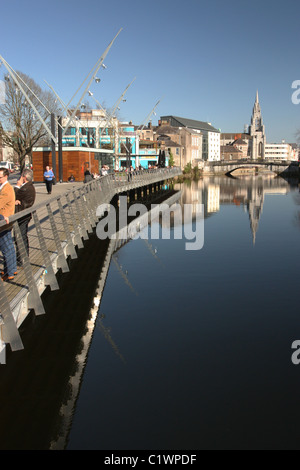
[1,174,300,450]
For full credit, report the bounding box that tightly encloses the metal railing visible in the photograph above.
[0,167,181,357]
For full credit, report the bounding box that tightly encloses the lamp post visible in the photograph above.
[50,113,57,177]
[58,116,63,182]
[126,137,131,169]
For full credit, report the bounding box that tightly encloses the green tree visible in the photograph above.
[192,164,200,179]
[168,149,175,167]
[183,162,192,174]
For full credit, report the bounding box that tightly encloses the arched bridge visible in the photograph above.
[202,160,299,176]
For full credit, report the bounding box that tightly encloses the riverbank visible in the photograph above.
[173,160,300,181]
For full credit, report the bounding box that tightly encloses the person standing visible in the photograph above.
[0,168,17,281]
[44,166,55,194]
[84,167,93,183]
[14,169,36,266]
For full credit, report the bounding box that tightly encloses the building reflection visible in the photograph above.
[174,175,290,244]
[0,176,292,450]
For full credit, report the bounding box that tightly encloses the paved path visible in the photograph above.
[29,181,83,204]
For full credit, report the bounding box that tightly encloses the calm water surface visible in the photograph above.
[66,175,300,450]
[1,174,300,450]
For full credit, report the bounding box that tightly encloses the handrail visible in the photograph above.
[0,166,181,356]
[0,167,181,229]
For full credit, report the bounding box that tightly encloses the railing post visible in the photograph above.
[14,221,46,315]
[95,180,105,208]
[65,193,84,249]
[57,198,78,259]
[77,188,94,232]
[0,279,24,351]
[46,204,69,273]
[91,181,101,213]
[83,183,98,225]
[32,211,59,291]
[72,190,89,240]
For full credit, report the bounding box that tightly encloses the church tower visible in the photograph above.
[249,91,266,160]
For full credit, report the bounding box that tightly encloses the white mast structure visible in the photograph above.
[62,28,122,138]
[0,29,122,174]
[136,99,161,167]
[44,79,99,147]
[90,78,136,167]
[0,54,57,144]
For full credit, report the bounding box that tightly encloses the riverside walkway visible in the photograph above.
[0,167,181,361]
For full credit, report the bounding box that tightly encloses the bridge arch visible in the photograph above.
[225,164,263,176]
[216,161,294,176]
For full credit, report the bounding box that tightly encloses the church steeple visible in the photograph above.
[252,90,261,118]
[249,91,266,160]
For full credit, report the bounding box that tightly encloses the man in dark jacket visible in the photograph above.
[14,169,36,265]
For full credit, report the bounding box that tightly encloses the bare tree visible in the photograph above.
[0,71,59,171]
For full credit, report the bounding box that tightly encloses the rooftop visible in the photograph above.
[160,115,220,133]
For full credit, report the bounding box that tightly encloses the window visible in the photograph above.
[64,127,76,136]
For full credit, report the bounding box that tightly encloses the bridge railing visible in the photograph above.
[209,159,299,167]
[0,167,181,357]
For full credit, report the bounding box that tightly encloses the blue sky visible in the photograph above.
[0,0,300,143]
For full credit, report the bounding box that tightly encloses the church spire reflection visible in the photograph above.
[174,175,290,244]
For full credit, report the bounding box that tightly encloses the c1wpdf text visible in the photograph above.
[104,453,197,466]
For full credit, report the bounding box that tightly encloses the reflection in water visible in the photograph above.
[0,174,298,450]
[143,239,164,268]
[174,175,290,244]
[49,187,183,449]
[97,313,126,365]
[112,255,138,296]
[0,185,180,450]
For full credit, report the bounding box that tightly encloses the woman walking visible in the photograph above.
[44,166,55,194]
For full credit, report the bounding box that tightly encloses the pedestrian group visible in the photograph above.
[0,168,36,281]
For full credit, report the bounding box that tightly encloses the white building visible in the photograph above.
[207,183,220,213]
[208,130,220,161]
[264,142,298,161]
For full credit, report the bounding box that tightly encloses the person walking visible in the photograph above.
[44,166,55,194]
[14,169,36,266]
[0,167,17,281]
